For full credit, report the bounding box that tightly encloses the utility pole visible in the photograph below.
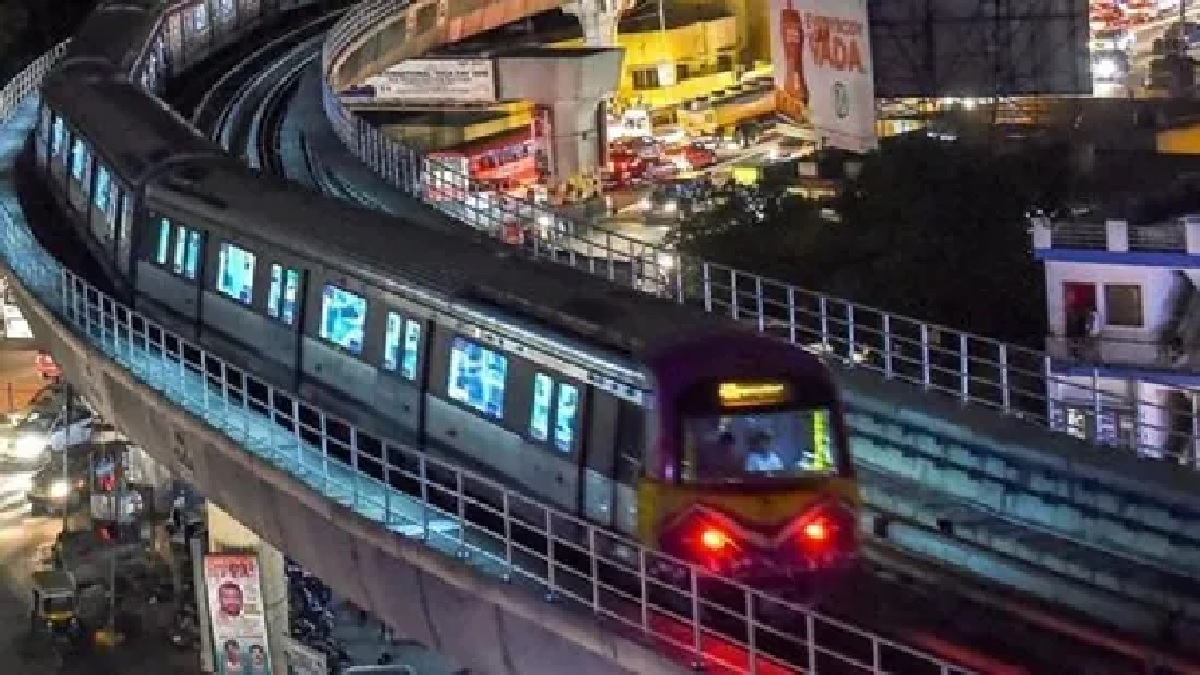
[59,382,72,532]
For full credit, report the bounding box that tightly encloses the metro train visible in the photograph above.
[28,0,862,593]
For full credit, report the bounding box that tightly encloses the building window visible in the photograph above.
[172,227,201,280]
[267,264,300,325]
[319,285,366,355]
[529,373,553,441]
[554,383,580,453]
[216,242,256,304]
[155,218,171,266]
[446,337,507,420]
[1104,284,1143,327]
[631,68,660,90]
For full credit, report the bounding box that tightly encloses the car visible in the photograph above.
[0,400,95,466]
[27,451,90,515]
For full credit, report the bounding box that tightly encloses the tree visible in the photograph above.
[671,136,1061,344]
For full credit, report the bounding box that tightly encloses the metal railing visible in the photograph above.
[0,46,970,674]
[1040,220,1192,252]
[318,1,1200,466]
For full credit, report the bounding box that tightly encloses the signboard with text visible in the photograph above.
[770,0,877,152]
[372,58,498,103]
[205,554,273,675]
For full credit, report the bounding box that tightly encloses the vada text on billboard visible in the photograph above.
[770,0,877,153]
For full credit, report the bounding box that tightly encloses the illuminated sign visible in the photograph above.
[717,381,791,408]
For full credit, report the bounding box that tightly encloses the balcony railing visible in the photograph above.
[1045,335,1200,371]
[1033,218,1198,254]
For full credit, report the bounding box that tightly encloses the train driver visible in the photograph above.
[744,430,784,473]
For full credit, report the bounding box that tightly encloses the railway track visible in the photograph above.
[139,19,1200,674]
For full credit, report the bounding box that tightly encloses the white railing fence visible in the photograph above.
[0,40,971,675]
[319,0,1200,469]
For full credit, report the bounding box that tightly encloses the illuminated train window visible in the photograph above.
[529,373,552,441]
[216,242,256,305]
[173,227,201,280]
[554,383,579,453]
[70,139,87,181]
[382,312,421,380]
[681,407,836,482]
[319,285,366,356]
[267,264,300,325]
[93,166,110,213]
[51,117,64,156]
[155,218,171,266]
[446,338,507,420]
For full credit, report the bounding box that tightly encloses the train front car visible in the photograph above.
[638,331,859,600]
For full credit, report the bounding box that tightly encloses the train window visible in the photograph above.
[173,227,201,280]
[192,4,207,31]
[529,373,553,441]
[319,285,366,356]
[51,116,64,156]
[216,242,256,304]
[93,167,110,213]
[681,407,837,483]
[401,320,420,380]
[155,219,171,266]
[70,139,87,181]
[446,337,507,421]
[267,264,300,325]
[554,383,580,453]
[383,312,403,371]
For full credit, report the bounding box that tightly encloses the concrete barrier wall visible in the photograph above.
[1,263,689,675]
[840,366,1200,573]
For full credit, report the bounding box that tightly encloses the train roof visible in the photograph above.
[64,1,163,71]
[42,65,225,183]
[147,162,755,362]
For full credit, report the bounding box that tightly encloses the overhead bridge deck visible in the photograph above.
[325,0,1200,567]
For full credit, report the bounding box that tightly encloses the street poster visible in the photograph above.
[205,553,273,675]
[770,0,878,152]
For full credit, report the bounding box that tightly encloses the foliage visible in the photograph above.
[670,136,1061,344]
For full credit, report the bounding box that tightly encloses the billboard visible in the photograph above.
[868,0,1091,98]
[371,58,498,103]
[770,0,877,153]
[205,554,273,675]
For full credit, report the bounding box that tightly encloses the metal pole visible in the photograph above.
[60,382,72,531]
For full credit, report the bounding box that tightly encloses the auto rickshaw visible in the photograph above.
[29,569,83,644]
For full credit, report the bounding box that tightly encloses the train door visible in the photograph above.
[580,390,616,528]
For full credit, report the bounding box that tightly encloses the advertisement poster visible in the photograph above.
[374,58,498,103]
[282,637,326,675]
[770,0,878,152]
[205,554,273,675]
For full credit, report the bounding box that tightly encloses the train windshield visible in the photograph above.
[681,407,838,483]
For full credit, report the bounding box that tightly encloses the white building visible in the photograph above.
[1032,215,1200,462]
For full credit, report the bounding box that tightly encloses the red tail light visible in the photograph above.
[802,519,829,543]
[699,526,732,553]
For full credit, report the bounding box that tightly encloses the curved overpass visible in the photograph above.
[0,4,972,675]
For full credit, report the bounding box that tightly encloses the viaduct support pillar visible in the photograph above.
[561,0,626,47]
[206,503,290,675]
